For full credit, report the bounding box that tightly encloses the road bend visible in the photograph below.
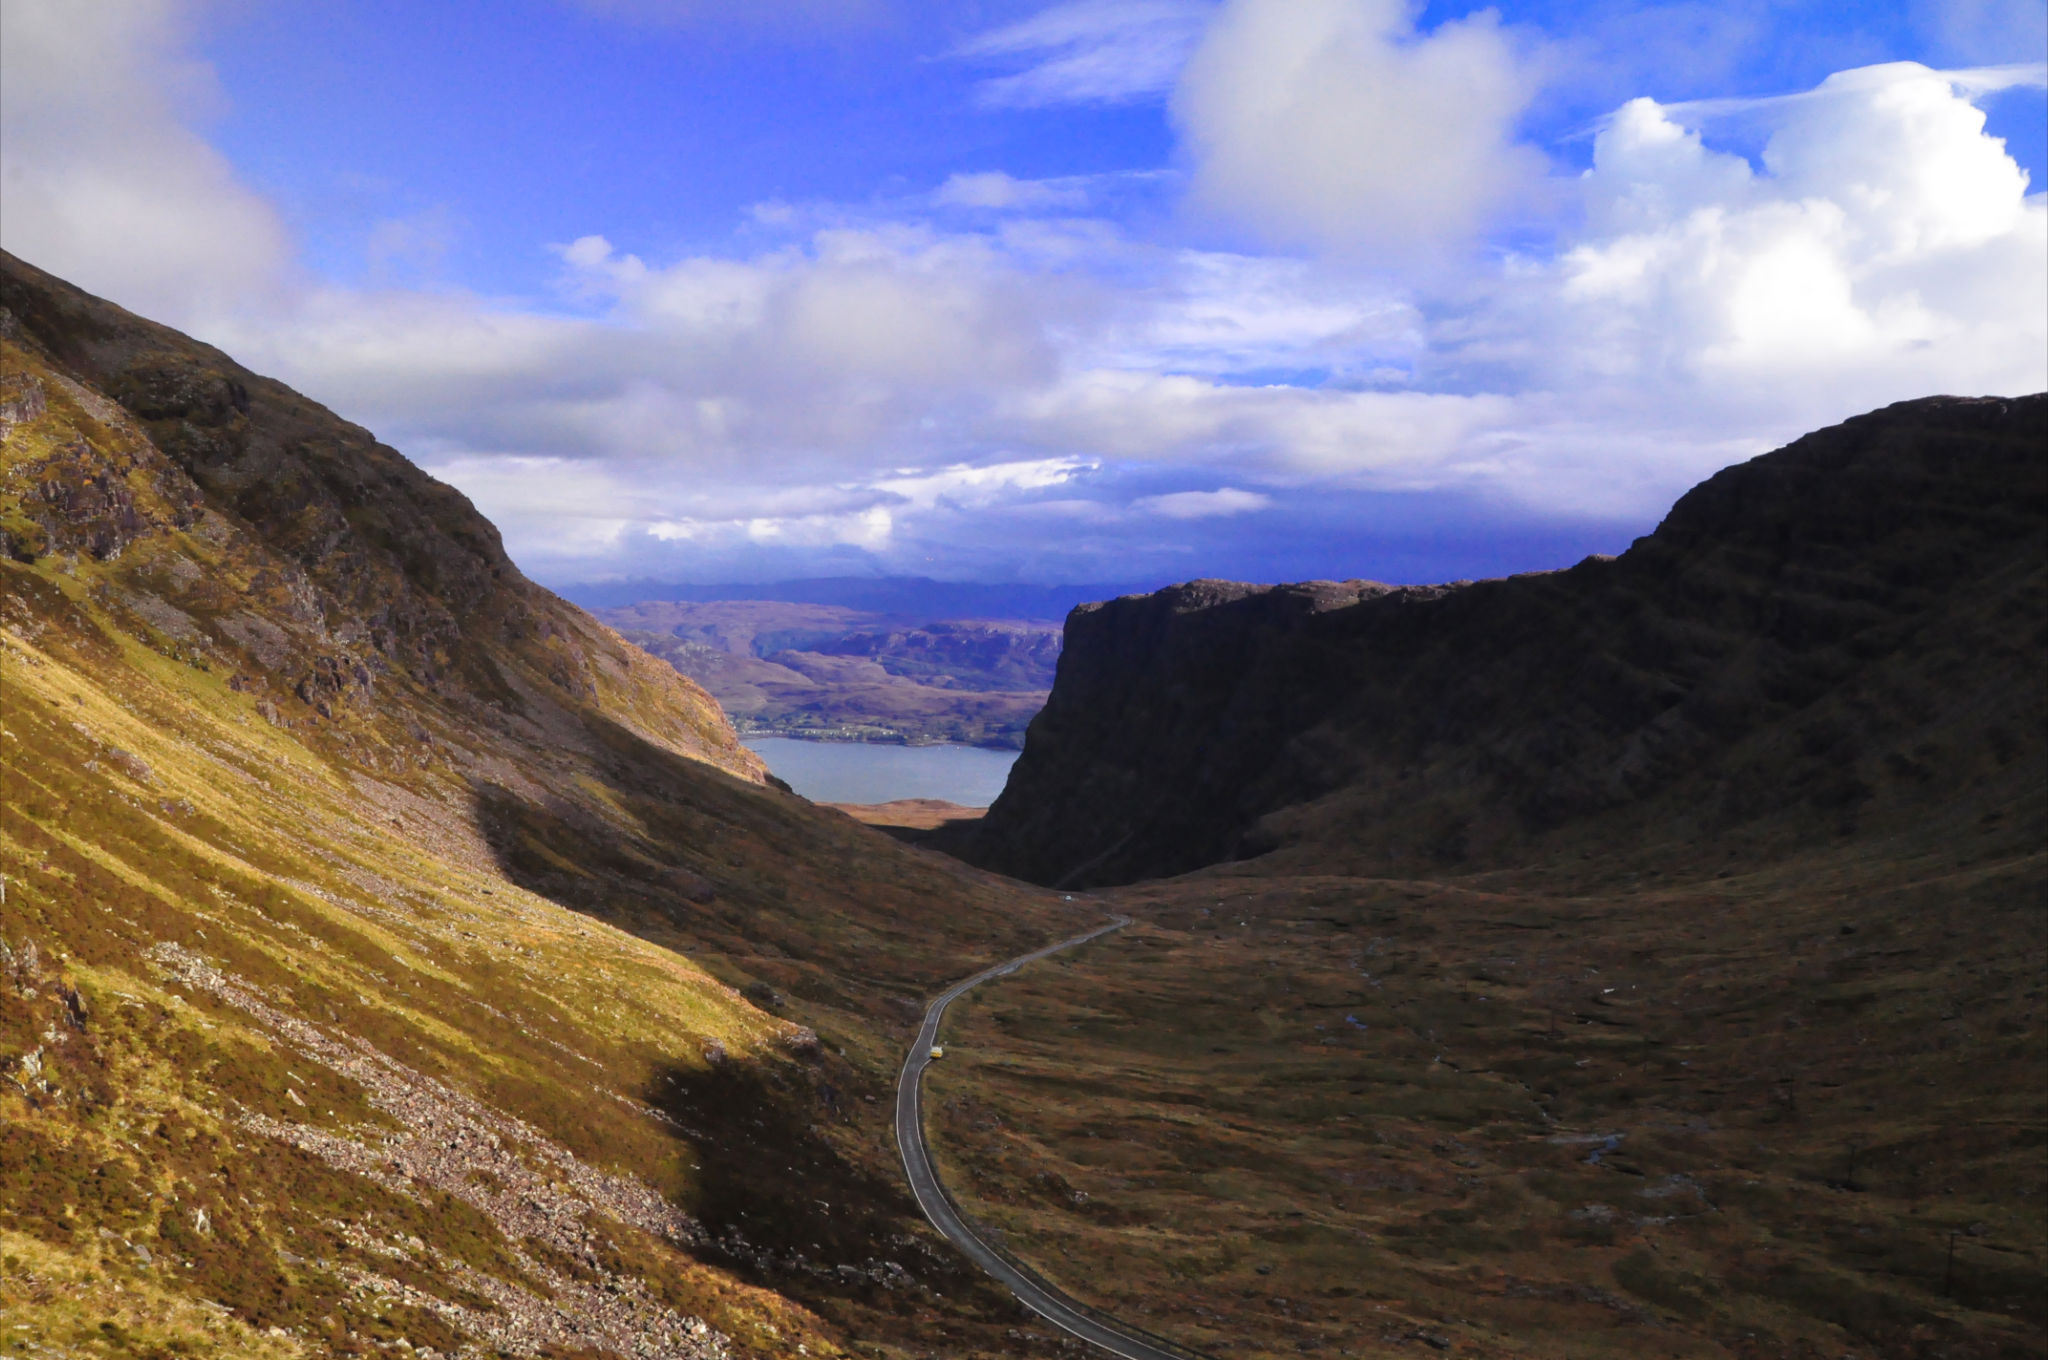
[895,915,1211,1360]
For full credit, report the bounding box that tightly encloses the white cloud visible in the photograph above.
[1532,64,2047,406]
[216,226,1087,484]
[960,0,1214,108]
[1134,487,1270,518]
[0,0,292,324]
[1085,249,1420,375]
[2,1,2038,585]
[1004,368,1516,479]
[933,171,1090,212]
[188,62,2048,564]
[871,457,1096,510]
[1171,0,1546,254]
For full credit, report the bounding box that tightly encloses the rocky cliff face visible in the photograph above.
[968,395,2048,886]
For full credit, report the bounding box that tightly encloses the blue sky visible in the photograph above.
[4,0,2044,590]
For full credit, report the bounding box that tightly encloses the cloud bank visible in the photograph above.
[2,1,2041,587]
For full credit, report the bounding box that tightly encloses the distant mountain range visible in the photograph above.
[594,599,1062,750]
[561,575,1161,621]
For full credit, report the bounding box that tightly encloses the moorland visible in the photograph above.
[1,244,2041,1360]
[923,394,2047,1360]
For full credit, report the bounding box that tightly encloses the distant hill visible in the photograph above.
[965,394,2048,887]
[595,599,1061,749]
[562,575,1158,621]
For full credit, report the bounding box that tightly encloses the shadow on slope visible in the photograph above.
[640,1056,1031,1350]
[0,249,1089,1358]
[464,713,1079,1353]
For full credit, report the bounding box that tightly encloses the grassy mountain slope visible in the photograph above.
[0,251,1093,1358]
[926,840,2045,1358]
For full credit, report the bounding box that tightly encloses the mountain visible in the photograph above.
[562,576,1157,622]
[597,600,1060,749]
[964,395,2048,888]
[917,394,2047,1360]
[0,250,1094,1358]
[11,245,2041,1360]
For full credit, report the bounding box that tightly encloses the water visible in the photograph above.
[741,737,1020,807]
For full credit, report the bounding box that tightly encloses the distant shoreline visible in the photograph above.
[739,730,1022,752]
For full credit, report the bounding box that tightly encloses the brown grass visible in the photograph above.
[0,320,1093,1356]
[922,845,2046,1359]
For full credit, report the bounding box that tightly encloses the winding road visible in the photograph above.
[895,915,1210,1360]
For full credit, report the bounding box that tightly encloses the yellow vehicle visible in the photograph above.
[928,1045,945,1060]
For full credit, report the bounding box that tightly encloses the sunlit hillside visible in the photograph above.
[0,252,1092,1359]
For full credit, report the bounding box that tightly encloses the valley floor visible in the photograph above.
[919,845,2047,1360]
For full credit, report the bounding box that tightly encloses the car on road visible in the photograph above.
[929,1045,944,1059]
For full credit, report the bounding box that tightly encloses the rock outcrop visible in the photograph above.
[967,395,2048,886]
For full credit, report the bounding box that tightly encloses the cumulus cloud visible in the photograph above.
[1171,0,1546,255]
[0,0,291,324]
[1528,64,2046,411]
[959,0,1215,108]
[206,61,2048,566]
[222,226,1083,484]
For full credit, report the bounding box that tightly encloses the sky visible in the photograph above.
[3,0,2044,591]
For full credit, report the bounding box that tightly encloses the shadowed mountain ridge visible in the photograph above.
[966,394,2048,887]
